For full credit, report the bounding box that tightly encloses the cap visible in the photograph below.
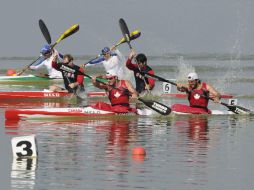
[106,70,117,78]
[40,44,51,54]
[101,47,110,55]
[187,72,199,81]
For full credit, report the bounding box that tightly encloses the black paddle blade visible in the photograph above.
[119,18,132,49]
[221,102,253,114]
[138,98,171,115]
[39,19,51,44]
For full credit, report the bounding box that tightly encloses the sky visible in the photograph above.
[0,0,254,57]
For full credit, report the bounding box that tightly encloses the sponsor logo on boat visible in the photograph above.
[44,93,60,97]
[68,108,83,113]
[67,108,101,114]
[152,102,167,113]
[83,110,101,114]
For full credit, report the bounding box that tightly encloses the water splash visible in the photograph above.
[175,56,195,83]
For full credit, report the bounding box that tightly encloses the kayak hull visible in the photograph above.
[0,91,234,99]
[0,91,71,99]
[0,75,90,83]
[171,104,235,115]
[5,106,138,121]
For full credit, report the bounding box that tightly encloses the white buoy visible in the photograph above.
[11,135,38,158]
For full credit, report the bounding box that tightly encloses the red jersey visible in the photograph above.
[108,80,129,106]
[188,82,209,109]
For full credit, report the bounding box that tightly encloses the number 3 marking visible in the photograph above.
[16,141,33,157]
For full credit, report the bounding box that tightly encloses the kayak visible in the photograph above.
[5,103,249,121]
[0,91,108,99]
[0,90,234,99]
[0,91,72,99]
[0,74,90,83]
[171,104,247,115]
[5,106,153,121]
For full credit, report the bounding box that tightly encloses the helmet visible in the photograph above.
[40,44,51,54]
[106,70,118,78]
[101,47,110,55]
[187,72,199,81]
[136,53,147,64]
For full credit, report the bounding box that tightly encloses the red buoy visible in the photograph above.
[132,147,146,155]
[6,69,16,76]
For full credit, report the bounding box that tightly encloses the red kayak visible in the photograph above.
[0,91,71,99]
[172,104,211,114]
[0,90,234,99]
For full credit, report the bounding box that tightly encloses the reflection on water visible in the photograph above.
[11,158,37,190]
[4,114,254,190]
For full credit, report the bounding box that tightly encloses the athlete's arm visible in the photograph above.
[125,80,138,98]
[126,50,137,70]
[206,84,221,103]
[176,83,189,92]
[76,67,84,85]
[91,75,108,90]
[147,69,155,90]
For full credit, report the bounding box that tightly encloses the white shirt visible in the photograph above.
[30,51,62,78]
[87,49,126,79]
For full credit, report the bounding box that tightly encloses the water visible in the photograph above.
[1,55,254,190]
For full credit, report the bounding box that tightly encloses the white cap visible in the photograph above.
[187,72,198,81]
[106,70,118,78]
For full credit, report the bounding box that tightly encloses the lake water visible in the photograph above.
[1,54,254,190]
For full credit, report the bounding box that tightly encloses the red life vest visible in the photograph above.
[108,80,130,106]
[188,82,209,109]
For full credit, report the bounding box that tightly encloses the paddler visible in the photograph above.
[173,72,221,114]
[49,54,85,93]
[126,49,155,95]
[29,45,62,78]
[81,46,126,79]
[91,70,138,113]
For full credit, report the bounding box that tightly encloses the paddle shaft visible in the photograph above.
[17,56,42,76]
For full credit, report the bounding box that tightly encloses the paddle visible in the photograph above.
[119,18,151,94]
[39,19,51,44]
[119,18,132,49]
[141,72,253,114]
[17,23,79,76]
[83,30,141,66]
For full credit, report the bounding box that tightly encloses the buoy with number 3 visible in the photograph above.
[11,135,38,158]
